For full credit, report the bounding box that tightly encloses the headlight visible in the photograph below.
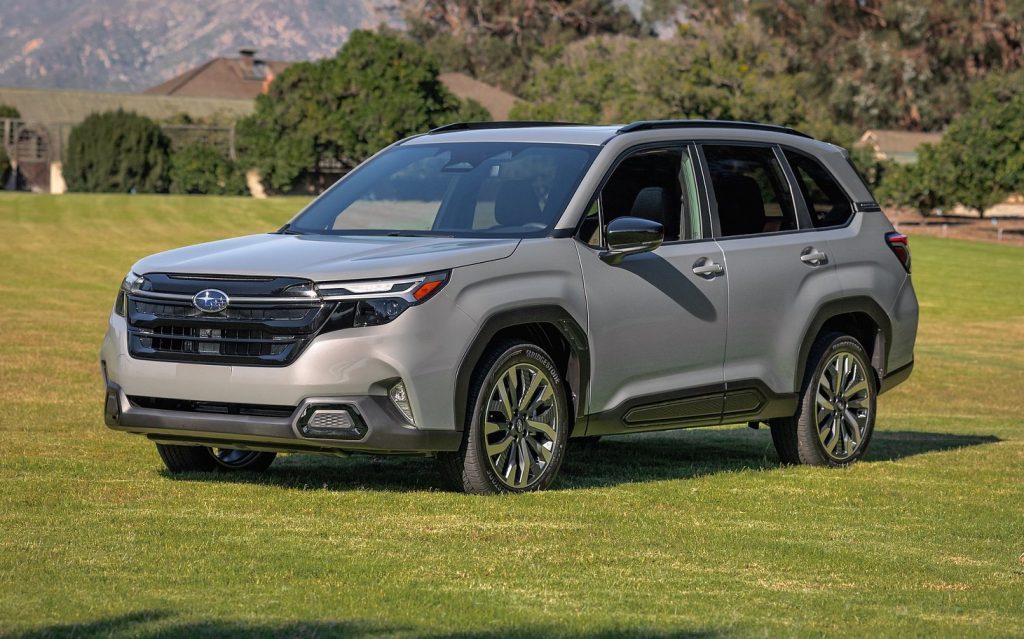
[319,271,449,330]
[113,271,141,317]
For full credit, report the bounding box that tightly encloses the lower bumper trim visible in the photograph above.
[104,382,461,454]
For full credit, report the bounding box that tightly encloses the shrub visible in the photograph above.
[169,144,246,195]
[64,110,171,193]
[876,144,955,214]
[0,104,19,119]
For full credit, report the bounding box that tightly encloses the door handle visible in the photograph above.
[800,247,828,266]
[692,257,724,278]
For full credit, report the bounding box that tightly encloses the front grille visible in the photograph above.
[138,326,289,358]
[125,273,344,367]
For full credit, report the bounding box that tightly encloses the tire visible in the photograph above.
[770,332,878,467]
[156,443,276,473]
[439,338,570,494]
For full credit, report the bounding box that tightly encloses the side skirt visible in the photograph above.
[581,379,798,437]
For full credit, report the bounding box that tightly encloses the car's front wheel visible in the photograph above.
[156,443,276,473]
[439,339,570,494]
[770,332,877,466]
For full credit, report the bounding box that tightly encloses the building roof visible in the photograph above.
[144,51,291,100]
[144,51,519,120]
[856,129,943,163]
[0,86,253,124]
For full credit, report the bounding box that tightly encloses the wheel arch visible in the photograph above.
[796,297,892,390]
[454,306,590,435]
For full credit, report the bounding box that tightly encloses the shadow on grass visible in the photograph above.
[869,429,999,461]
[157,426,999,493]
[1,610,719,639]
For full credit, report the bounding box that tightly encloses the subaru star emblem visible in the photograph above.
[193,289,229,313]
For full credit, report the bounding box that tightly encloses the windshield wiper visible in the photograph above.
[277,224,305,235]
[386,231,454,238]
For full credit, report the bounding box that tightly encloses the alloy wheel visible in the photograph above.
[815,351,872,462]
[483,363,560,489]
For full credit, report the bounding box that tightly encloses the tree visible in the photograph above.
[0,104,20,119]
[237,30,488,193]
[64,110,171,193]
[648,0,1024,130]
[876,144,955,214]
[169,144,247,195]
[404,0,647,93]
[878,71,1024,215]
[511,23,856,145]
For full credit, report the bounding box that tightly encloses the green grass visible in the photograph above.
[1,193,1022,638]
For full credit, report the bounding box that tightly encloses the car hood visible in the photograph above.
[132,233,520,281]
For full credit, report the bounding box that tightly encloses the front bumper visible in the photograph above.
[103,380,461,455]
[100,285,477,453]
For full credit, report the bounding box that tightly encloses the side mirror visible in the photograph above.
[600,216,664,264]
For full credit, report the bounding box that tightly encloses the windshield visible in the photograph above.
[288,142,599,238]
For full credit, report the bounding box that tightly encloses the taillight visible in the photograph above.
[885,232,911,273]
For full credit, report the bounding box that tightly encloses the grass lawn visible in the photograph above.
[0,193,1021,638]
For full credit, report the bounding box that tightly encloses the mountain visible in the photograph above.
[0,0,402,92]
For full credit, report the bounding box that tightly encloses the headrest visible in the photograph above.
[629,186,670,226]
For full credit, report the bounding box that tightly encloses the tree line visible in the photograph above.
[7,1,1021,213]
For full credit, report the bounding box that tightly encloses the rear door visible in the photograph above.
[577,144,729,434]
[699,143,843,418]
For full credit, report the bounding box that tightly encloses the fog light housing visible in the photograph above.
[295,404,367,440]
[389,381,415,425]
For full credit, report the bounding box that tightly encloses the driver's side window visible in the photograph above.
[582,145,704,248]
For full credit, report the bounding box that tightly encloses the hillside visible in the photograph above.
[0,0,401,92]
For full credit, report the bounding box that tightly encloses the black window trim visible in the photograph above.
[572,141,717,250]
[696,140,859,242]
[779,145,858,230]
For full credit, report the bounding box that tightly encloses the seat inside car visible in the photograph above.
[601,152,682,241]
[715,174,767,236]
[628,186,673,232]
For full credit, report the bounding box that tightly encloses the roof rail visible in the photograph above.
[618,119,813,139]
[428,121,586,134]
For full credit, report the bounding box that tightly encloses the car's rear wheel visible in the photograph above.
[156,443,276,473]
[439,338,570,494]
[770,332,877,466]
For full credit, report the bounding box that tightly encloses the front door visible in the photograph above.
[577,144,729,434]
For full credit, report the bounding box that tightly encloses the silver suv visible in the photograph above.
[101,120,918,494]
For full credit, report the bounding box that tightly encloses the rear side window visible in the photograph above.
[785,151,853,228]
[703,145,797,237]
